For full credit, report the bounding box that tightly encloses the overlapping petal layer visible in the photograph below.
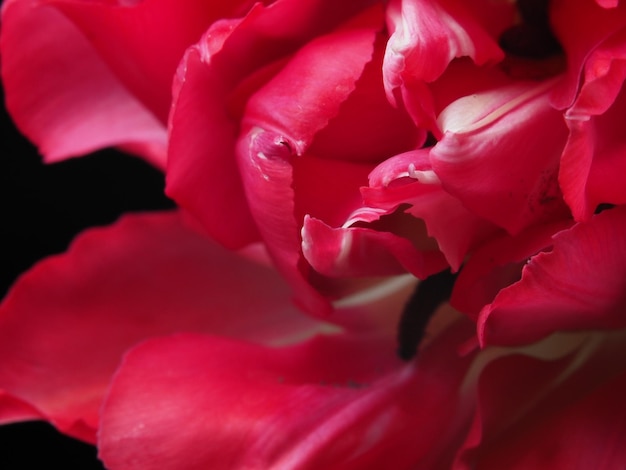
[0,212,322,443]
[479,206,626,346]
[99,316,477,469]
[166,0,377,248]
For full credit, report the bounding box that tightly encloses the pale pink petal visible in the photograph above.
[597,0,619,7]
[479,206,626,347]
[0,0,167,168]
[99,318,477,469]
[383,0,509,97]
[0,211,322,443]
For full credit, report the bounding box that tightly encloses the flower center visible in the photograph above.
[397,269,457,360]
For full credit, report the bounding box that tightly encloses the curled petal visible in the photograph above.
[431,81,571,234]
[457,330,626,469]
[479,206,626,347]
[243,5,383,149]
[167,0,377,248]
[302,215,447,279]
[0,212,322,442]
[236,127,333,315]
[451,219,574,319]
[560,31,626,220]
[1,0,167,167]
[365,150,498,271]
[551,0,626,109]
[383,0,509,97]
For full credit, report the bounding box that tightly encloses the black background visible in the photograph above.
[0,39,174,469]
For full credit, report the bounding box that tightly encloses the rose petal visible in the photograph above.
[457,331,626,469]
[0,391,42,425]
[51,0,254,122]
[306,32,421,164]
[431,81,571,234]
[0,211,322,442]
[455,353,575,469]
[477,368,626,469]
[166,0,378,248]
[236,128,332,316]
[0,0,167,168]
[302,215,447,279]
[232,10,384,314]
[383,0,509,96]
[294,156,375,231]
[365,150,498,271]
[451,219,574,319]
[242,5,384,149]
[99,318,477,469]
[551,0,626,109]
[479,206,626,347]
[560,31,626,220]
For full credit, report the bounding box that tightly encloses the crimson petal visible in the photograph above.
[0,211,321,442]
[166,0,378,248]
[99,318,477,469]
[479,206,626,346]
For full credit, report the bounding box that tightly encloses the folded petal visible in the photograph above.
[550,0,626,109]
[451,219,574,319]
[166,0,377,248]
[0,0,167,168]
[431,81,571,234]
[365,149,498,271]
[0,211,322,443]
[99,316,478,469]
[560,31,626,220]
[302,215,447,279]
[383,0,509,96]
[457,330,626,469]
[232,12,383,314]
[479,206,626,347]
[236,127,334,316]
[242,5,383,150]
